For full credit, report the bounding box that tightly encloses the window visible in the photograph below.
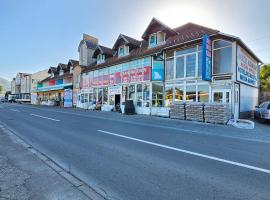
[165,58,174,80]
[103,87,108,104]
[213,92,223,103]
[128,85,135,100]
[143,84,150,107]
[118,45,129,57]
[98,88,103,104]
[186,85,196,102]
[59,70,64,76]
[175,86,184,102]
[176,47,196,56]
[152,82,163,107]
[176,57,184,78]
[198,85,209,103]
[97,54,105,64]
[186,54,196,77]
[157,32,165,44]
[198,51,202,77]
[165,86,173,107]
[213,40,232,74]
[136,84,143,107]
[149,33,157,47]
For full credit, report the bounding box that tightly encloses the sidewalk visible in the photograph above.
[0,125,96,200]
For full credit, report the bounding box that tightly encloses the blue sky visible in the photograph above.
[0,0,270,80]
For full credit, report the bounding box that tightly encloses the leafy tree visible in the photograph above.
[260,64,270,92]
[0,85,3,93]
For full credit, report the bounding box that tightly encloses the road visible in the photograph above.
[0,103,270,200]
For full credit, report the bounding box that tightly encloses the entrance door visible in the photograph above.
[115,94,121,111]
[234,84,240,119]
[212,89,231,103]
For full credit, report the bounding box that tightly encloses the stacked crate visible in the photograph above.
[204,103,231,124]
[185,103,204,122]
[170,102,185,120]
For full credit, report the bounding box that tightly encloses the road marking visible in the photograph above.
[30,114,60,122]
[97,129,270,174]
[10,109,20,112]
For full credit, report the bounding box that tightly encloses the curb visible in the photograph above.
[0,122,107,200]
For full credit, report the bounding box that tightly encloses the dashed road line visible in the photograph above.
[30,114,60,122]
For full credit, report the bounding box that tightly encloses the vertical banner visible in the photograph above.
[202,34,212,81]
[64,89,73,108]
[152,53,164,81]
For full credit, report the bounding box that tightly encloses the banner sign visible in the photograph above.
[152,54,164,81]
[143,66,151,81]
[108,86,122,95]
[237,46,258,87]
[202,34,212,81]
[64,89,73,108]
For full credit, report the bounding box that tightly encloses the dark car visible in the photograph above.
[255,102,270,122]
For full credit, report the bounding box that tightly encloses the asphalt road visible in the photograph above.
[0,103,270,200]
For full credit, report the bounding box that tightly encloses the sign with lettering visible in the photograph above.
[64,89,73,108]
[202,34,212,81]
[108,85,122,95]
[152,53,164,81]
[237,46,258,87]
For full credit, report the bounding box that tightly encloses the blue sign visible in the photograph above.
[152,54,164,81]
[202,34,212,81]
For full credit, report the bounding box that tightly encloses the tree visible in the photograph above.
[260,64,270,92]
[0,85,3,94]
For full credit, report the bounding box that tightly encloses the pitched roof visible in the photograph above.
[93,45,114,58]
[112,34,141,50]
[141,17,177,39]
[83,22,219,73]
[47,67,57,74]
[67,59,79,68]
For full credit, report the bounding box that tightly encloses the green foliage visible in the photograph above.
[0,85,3,93]
[260,64,270,92]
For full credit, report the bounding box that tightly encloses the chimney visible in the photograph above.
[83,33,98,45]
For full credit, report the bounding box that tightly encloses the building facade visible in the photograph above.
[11,72,31,102]
[76,18,261,119]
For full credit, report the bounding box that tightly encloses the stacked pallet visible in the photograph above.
[170,102,185,120]
[204,103,231,124]
[185,103,204,122]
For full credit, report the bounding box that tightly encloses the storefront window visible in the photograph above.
[213,40,232,74]
[136,84,143,107]
[103,87,108,104]
[176,57,184,78]
[213,92,223,103]
[186,54,196,77]
[198,85,209,103]
[198,51,202,77]
[143,84,150,107]
[93,88,97,103]
[122,85,128,104]
[165,86,173,107]
[166,58,174,80]
[109,95,114,106]
[152,82,163,107]
[176,47,196,56]
[186,85,196,102]
[98,88,103,104]
[175,85,184,102]
[128,85,135,101]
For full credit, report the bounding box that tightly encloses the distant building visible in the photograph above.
[11,72,31,102]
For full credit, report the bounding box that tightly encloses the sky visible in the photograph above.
[0,0,270,80]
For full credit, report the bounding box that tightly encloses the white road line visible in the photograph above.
[97,129,270,174]
[10,109,20,112]
[30,114,60,122]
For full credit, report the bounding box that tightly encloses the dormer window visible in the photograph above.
[149,31,166,48]
[118,45,129,57]
[97,54,105,64]
[59,69,64,76]
[51,72,54,78]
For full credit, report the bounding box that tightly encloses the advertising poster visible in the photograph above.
[152,60,164,81]
[108,86,122,95]
[64,89,73,108]
[103,74,109,86]
[122,70,130,83]
[115,71,121,84]
[237,46,258,87]
[143,66,151,81]
[130,68,138,82]
[202,34,212,81]
[109,74,115,85]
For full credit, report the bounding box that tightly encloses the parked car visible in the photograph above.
[255,102,270,122]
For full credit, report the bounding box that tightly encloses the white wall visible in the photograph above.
[240,84,258,112]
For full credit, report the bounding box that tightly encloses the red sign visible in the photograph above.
[103,74,109,86]
[122,70,130,83]
[115,72,121,84]
[109,74,115,85]
[143,66,151,81]
[49,80,55,86]
[130,68,138,82]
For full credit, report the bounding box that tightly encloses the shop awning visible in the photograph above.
[32,83,72,92]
